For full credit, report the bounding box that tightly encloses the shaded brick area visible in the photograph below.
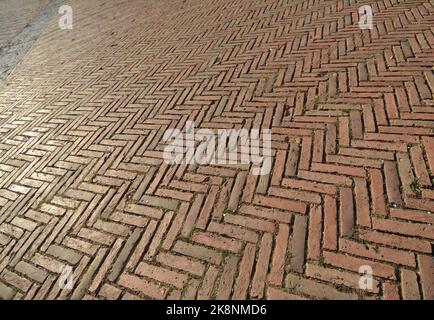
[0,0,433,300]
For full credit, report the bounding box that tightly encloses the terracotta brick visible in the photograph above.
[339,238,416,267]
[136,262,188,289]
[324,251,396,280]
[266,287,306,300]
[305,263,379,293]
[369,169,387,216]
[224,213,275,233]
[323,195,338,251]
[400,269,421,300]
[197,266,219,300]
[383,283,400,300]
[233,244,256,300]
[216,255,239,299]
[250,233,273,299]
[254,194,306,213]
[339,187,355,237]
[192,231,243,253]
[290,215,308,273]
[418,255,434,300]
[285,273,358,300]
[173,241,221,265]
[117,274,168,300]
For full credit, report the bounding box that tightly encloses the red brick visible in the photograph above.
[117,274,168,300]
[307,205,322,261]
[192,231,243,253]
[400,269,421,300]
[418,255,434,300]
[136,262,188,289]
[0,0,432,301]
[323,195,338,251]
[250,233,273,299]
[339,187,354,237]
[324,251,397,280]
[369,169,387,216]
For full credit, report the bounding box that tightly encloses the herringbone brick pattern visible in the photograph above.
[0,0,433,300]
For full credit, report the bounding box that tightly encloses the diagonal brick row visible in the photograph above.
[0,0,433,300]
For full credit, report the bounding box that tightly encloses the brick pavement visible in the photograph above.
[0,0,53,48]
[0,0,433,300]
